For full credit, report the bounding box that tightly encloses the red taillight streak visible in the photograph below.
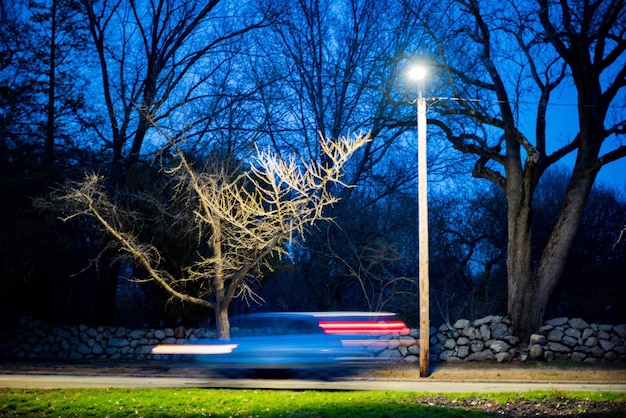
[341,339,398,346]
[318,320,410,335]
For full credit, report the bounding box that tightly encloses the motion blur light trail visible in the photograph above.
[318,320,410,335]
[152,344,238,355]
[151,312,411,373]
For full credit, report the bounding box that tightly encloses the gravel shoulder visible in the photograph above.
[371,360,626,383]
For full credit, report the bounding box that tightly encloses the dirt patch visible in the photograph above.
[410,395,626,417]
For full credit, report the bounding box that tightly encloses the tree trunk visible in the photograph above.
[44,0,58,167]
[215,302,231,341]
[508,156,599,341]
[505,168,535,341]
[95,257,120,325]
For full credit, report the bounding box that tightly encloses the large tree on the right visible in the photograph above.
[407,0,626,339]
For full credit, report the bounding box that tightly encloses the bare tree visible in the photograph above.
[29,0,86,166]
[0,0,90,167]
[329,235,415,313]
[617,226,626,248]
[428,183,508,322]
[247,0,446,311]
[72,0,271,322]
[535,172,626,322]
[53,133,369,339]
[404,0,626,338]
[78,0,270,170]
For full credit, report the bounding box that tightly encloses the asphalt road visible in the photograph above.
[1,368,625,392]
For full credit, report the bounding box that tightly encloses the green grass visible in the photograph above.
[1,388,625,417]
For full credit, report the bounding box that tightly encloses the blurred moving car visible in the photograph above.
[152,311,409,377]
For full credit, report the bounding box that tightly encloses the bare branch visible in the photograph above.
[52,131,369,339]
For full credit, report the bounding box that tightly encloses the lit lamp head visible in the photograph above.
[407,65,427,82]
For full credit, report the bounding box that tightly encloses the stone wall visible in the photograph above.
[0,316,214,362]
[530,317,626,362]
[1,315,625,363]
[428,315,626,363]
[428,316,520,363]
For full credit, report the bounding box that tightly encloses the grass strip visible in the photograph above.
[1,388,625,417]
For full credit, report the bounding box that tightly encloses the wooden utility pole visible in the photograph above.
[417,90,430,378]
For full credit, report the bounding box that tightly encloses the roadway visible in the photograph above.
[1,373,625,392]
[1,361,625,392]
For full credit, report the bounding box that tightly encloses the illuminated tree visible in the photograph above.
[404,0,626,338]
[54,133,369,339]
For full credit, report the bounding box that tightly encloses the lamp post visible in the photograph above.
[407,64,430,377]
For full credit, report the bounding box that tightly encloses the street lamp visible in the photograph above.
[407,64,430,377]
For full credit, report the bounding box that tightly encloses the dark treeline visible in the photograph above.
[1,0,624,332]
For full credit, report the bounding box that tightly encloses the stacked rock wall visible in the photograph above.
[0,316,215,361]
[428,316,521,363]
[528,317,626,362]
[1,315,625,363]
